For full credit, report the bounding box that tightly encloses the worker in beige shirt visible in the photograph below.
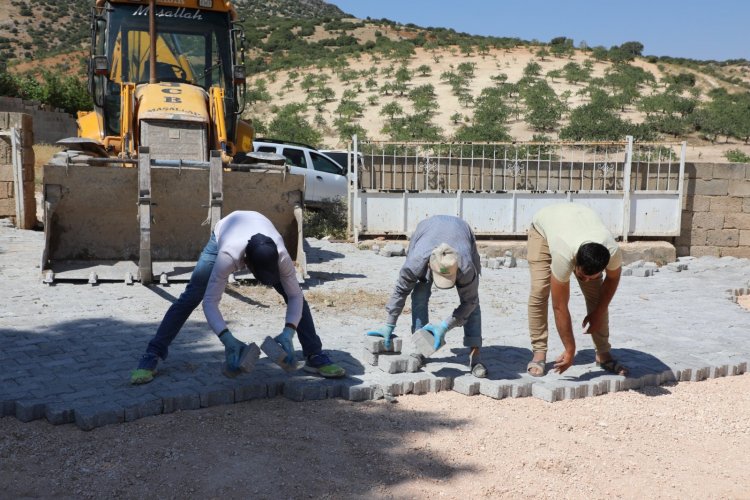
[526,202,627,376]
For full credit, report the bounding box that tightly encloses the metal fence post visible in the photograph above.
[622,136,633,242]
[10,128,25,229]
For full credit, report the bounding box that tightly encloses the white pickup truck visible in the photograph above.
[252,139,348,206]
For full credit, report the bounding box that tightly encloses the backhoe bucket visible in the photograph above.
[41,151,306,284]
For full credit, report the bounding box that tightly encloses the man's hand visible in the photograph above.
[424,321,449,350]
[582,308,606,335]
[366,324,396,350]
[274,326,296,365]
[553,350,575,374]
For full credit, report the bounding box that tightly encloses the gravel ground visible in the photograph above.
[1,374,749,499]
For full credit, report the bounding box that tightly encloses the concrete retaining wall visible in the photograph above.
[0,112,36,229]
[678,162,750,258]
[0,96,77,144]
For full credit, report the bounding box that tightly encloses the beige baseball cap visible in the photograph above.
[429,243,459,289]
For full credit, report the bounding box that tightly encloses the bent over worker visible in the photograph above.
[367,215,486,377]
[526,202,627,377]
[130,211,345,384]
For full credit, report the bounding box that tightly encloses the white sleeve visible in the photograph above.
[202,250,234,334]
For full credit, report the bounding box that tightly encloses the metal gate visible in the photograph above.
[348,136,686,241]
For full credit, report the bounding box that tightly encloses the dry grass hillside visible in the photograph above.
[248,41,750,162]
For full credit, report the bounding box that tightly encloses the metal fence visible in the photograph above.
[349,136,686,241]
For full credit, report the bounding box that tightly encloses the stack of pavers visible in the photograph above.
[363,329,446,374]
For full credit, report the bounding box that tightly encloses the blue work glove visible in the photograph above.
[219,329,246,372]
[274,326,296,365]
[424,321,449,350]
[366,324,396,350]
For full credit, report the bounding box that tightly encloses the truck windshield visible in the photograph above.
[107,4,232,91]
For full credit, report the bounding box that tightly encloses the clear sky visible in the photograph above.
[327,0,748,62]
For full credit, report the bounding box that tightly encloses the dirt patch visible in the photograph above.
[2,374,749,498]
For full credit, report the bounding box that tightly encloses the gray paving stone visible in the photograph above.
[15,399,46,422]
[363,337,403,354]
[45,403,76,425]
[361,347,378,366]
[161,390,201,413]
[1,400,16,417]
[283,379,335,402]
[260,336,298,372]
[345,384,375,401]
[234,382,268,402]
[531,383,563,403]
[410,329,445,358]
[200,387,236,408]
[74,404,125,431]
[123,398,163,422]
[452,375,480,396]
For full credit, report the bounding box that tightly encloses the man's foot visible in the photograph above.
[303,352,346,378]
[469,348,488,378]
[130,352,159,385]
[596,354,628,376]
[527,353,546,377]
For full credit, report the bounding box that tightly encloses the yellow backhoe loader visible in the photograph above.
[42,0,306,284]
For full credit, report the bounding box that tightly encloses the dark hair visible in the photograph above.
[244,234,280,285]
[576,242,610,276]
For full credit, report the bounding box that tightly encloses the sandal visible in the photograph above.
[597,358,628,376]
[527,359,545,377]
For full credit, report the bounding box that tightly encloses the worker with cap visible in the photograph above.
[367,215,486,377]
[130,210,346,384]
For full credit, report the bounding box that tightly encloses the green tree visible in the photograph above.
[559,91,633,141]
[523,80,565,131]
[416,64,432,77]
[562,62,589,85]
[380,101,404,120]
[409,84,439,116]
[523,61,542,78]
[268,103,322,145]
[454,86,512,141]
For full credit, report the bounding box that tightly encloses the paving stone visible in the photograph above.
[260,336,298,372]
[531,383,563,403]
[234,382,268,402]
[379,243,405,257]
[361,347,378,366]
[15,399,46,422]
[45,403,75,425]
[74,404,125,431]
[283,379,338,402]
[410,329,445,358]
[346,384,374,401]
[1,400,16,417]
[377,354,421,374]
[452,375,480,396]
[200,386,236,407]
[479,380,510,399]
[363,337,402,354]
[123,398,163,422]
[632,268,654,277]
[161,390,201,413]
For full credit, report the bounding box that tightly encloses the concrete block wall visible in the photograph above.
[0,96,77,144]
[0,112,36,229]
[678,162,750,258]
